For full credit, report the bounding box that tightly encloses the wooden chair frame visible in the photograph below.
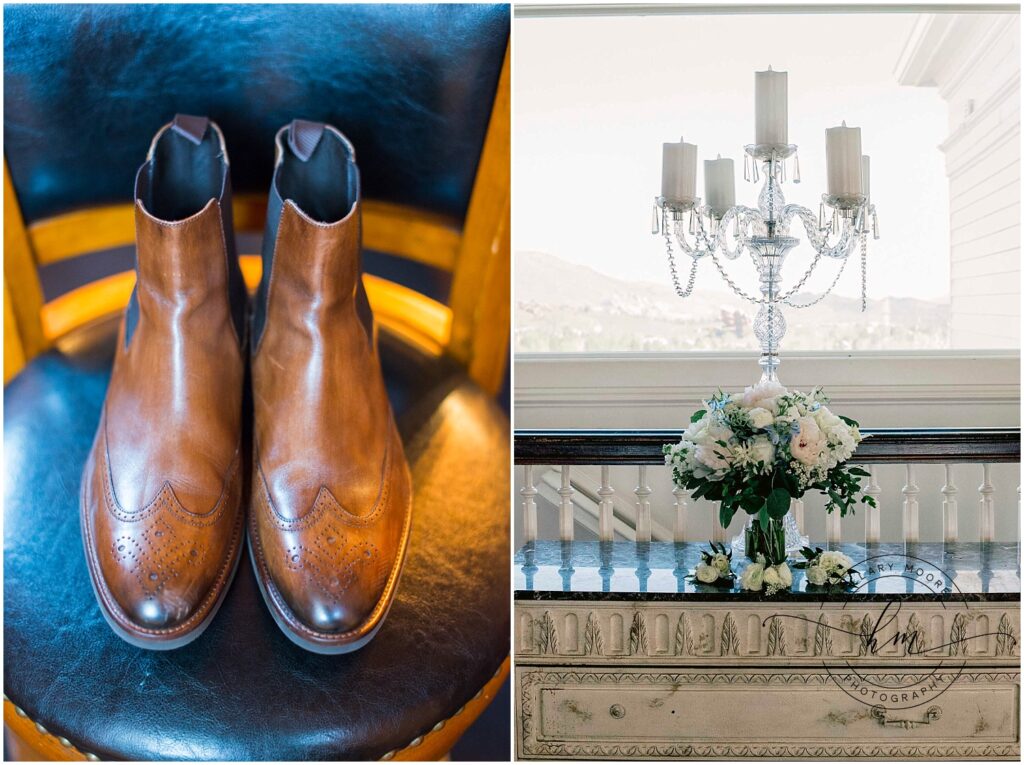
[4,47,509,396]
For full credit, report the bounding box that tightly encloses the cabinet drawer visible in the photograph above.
[517,667,1020,759]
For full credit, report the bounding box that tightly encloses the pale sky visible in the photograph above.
[514,13,952,300]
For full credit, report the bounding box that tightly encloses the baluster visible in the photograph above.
[673,485,689,542]
[598,466,615,542]
[864,465,881,544]
[902,464,920,543]
[826,509,841,547]
[790,498,805,535]
[521,465,538,542]
[978,464,994,543]
[558,465,575,542]
[941,464,959,543]
[634,466,652,542]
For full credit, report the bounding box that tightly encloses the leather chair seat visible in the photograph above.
[3,317,510,760]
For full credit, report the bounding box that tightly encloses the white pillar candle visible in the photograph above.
[704,155,735,217]
[861,155,871,202]
[825,121,862,198]
[662,138,698,203]
[755,67,788,146]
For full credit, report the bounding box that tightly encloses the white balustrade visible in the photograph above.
[672,485,688,542]
[979,464,995,543]
[518,457,1015,546]
[558,466,575,542]
[942,464,959,543]
[598,466,615,542]
[522,465,538,542]
[864,465,881,543]
[902,464,920,543]
[634,466,652,542]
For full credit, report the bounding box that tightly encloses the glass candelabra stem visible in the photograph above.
[750,235,799,383]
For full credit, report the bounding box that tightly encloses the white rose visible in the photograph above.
[806,564,828,586]
[819,551,851,573]
[695,562,720,584]
[775,562,793,587]
[695,444,731,471]
[741,381,787,410]
[763,565,782,589]
[713,553,731,574]
[748,436,775,467]
[739,562,764,592]
[748,407,774,429]
[790,416,823,466]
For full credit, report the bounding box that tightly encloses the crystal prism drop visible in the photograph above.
[872,211,880,240]
[651,203,660,234]
[818,201,825,229]
[752,161,760,184]
[688,210,696,235]
[743,154,750,182]
[793,152,801,184]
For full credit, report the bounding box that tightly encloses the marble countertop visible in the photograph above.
[514,541,1021,602]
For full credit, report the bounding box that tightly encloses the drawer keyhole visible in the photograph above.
[609,704,626,719]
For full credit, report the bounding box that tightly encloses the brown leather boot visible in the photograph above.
[80,115,248,649]
[248,120,413,654]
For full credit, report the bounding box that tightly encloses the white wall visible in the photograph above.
[514,351,1020,547]
[896,14,1021,348]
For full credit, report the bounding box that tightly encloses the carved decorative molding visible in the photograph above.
[583,612,603,656]
[996,612,1018,657]
[813,614,832,657]
[515,602,1020,663]
[721,612,739,656]
[517,669,1022,760]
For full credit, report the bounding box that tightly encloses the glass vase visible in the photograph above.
[731,510,807,560]
[743,517,784,563]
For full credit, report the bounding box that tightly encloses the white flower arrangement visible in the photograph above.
[739,554,793,596]
[689,541,735,587]
[793,546,861,588]
[663,381,875,532]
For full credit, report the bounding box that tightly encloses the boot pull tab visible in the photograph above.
[288,119,325,162]
[170,114,209,145]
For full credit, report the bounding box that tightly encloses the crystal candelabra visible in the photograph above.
[652,143,880,383]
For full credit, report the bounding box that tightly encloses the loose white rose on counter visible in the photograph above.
[775,562,793,587]
[819,551,853,573]
[695,562,720,584]
[806,564,828,586]
[795,546,861,588]
[713,553,731,574]
[739,561,765,592]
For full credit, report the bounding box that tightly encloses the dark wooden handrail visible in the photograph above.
[515,428,1021,465]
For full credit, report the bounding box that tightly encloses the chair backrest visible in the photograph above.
[3,4,510,391]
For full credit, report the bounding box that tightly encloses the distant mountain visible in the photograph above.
[515,251,950,353]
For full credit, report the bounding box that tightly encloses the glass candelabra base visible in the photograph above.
[730,512,808,560]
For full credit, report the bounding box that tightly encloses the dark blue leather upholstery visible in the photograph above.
[3,3,509,223]
[4,322,510,760]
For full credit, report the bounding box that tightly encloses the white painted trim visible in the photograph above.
[515,351,1020,429]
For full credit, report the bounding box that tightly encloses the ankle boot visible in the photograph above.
[80,115,248,649]
[248,120,413,654]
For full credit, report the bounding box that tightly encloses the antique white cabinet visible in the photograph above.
[514,541,1020,759]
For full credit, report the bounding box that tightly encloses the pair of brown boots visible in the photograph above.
[79,115,412,654]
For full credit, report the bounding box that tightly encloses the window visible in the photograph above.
[514,10,1021,353]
